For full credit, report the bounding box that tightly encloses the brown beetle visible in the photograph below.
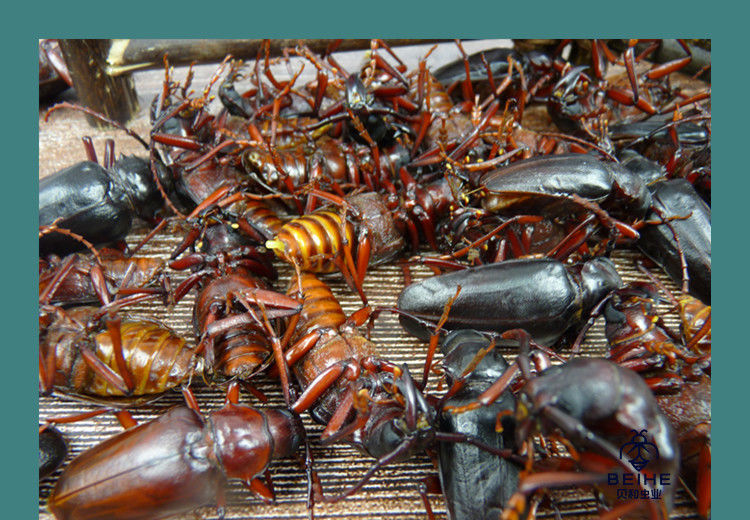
[48,384,307,520]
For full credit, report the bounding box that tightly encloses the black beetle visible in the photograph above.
[437,330,521,520]
[515,358,680,518]
[618,149,668,187]
[610,113,710,148]
[39,426,67,478]
[433,48,524,87]
[39,152,171,256]
[398,257,623,346]
[638,179,711,304]
[479,153,652,221]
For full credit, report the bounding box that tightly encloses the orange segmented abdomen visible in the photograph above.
[287,273,347,342]
[90,321,195,396]
[192,271,275,380]
[214,327,271,379]
[287,273,376,398]
[267,210,355,273]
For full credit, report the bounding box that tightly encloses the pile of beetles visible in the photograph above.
[39,39,711,520]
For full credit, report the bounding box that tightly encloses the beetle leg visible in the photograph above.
[685,311,711,353]
[446,215,545,261]
[606,86,658,115]
[79,346,130,395]
[235,295,295,406]
[223,381,241,405]
[276,331,322,372]
[346,106,383,183]
[319,388,354,438]
[439,336,498,406]
[623,44,640,105]
[43,408,111,427]
[546,214,598,261]
[646,39,693,80]
[39,254,78,306]
[345,306,372,330]
[292,361,359,414]
[319,391,373,444]
[90,263,112,306]
[102,138,115,169]
[448,100,500,161]
[451,39,475,104]
[194,326,217,375]
[80,136,98,163]
[105,314,135,395]
[421,285,461,389]
[411,111,432,156]
[236,287,301,311]
[181,385,202,413]
[434,431,518,461]
[311,70,328,115]
[170,268,210,304]
[442,361,520,415]
[591,40,608,81]
[696,442,711,518]
[323,439,416,503]
[418,478,440,520]
[114,409,138,429]
[354,227,373,290]
[39,343,58,395]
[333,246,368,308]
[246,477,275,504]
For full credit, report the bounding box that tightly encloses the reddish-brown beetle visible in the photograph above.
[48,384,309,520]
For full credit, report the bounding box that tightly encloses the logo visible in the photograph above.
[607,429,671,501]
[619,429,659,471]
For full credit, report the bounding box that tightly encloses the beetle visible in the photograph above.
[510,357,680,520]
[453,330,680,520]
[432,47,525,95]
[39,305,199,399]
[434,326,681,519]
[545,39,696,137]
[638,179,711,304]
[39,425,67,479]
[39,249,167,307]
[479,153,652,222]
[570,281,695,378]
[265,190,407,305]
[39,156,164,256]
[47,384,310,520]
[435,330,521,520]
[38,251,196,401]
[397,257,623,346]
[613,113,711,204]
